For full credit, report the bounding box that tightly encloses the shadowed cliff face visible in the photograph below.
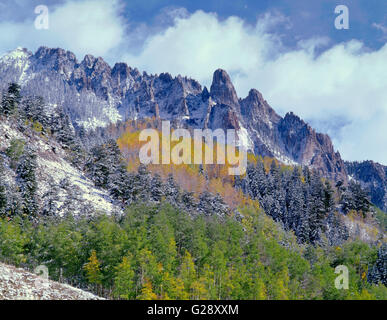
[277,112,347,181]
[346,161,387,211]
[0,46,348,182]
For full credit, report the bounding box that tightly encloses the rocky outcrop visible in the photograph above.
[241,89,281,128]
[240,88,282,158]
[208,103,241,130]
[278,112,347,181]
[210,69,239,110]
[207,69,241,131]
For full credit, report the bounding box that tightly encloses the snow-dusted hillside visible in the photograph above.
[0,262,103,300]
[0,118,120,217]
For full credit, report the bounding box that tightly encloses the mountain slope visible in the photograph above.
[0,47,346,182]
[346,161,387,212]
[0,262,103,300]
[0,73,385,300]
[0,116,120,218]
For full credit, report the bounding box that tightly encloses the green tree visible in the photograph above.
[114,255,135,300]
[16,148,38,218]
[6,139,25,169]
[1,83,21,116]
[0,160,7,216]
[137,248,159,291]
[0,216,27,265]
[138,278,158,300]
[179,250,197,298]
[149,208,177,272]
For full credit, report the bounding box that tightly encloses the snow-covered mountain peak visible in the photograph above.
[0,47,31,63]
[0,48,31,73]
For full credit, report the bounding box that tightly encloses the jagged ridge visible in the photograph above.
[0,47,350,182]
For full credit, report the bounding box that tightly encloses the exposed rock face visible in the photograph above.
[346,161,387,212]
[241,89,281,128]
[207,69,241,131]
[210,69,239,109]
[278,112,347,181]
[0,47,348,182]
[32,47,77,77]
[240,89,282,159]
[208,103,241,130]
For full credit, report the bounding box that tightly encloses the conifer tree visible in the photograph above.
[297,211,310,243]
[114,255,135,299]
[367,243,387,286]
[308,172,327,242]
[0,159,7,217]
[180,190,196,212]
[150,173,164,202]
[1,83,21,116]
[59,177,87,217]
[42,177,60,216]
[287,167,305,232]
[16,148,38,218]
[22,96,46,128]
[163,173,180,205]
[324,180,335,213]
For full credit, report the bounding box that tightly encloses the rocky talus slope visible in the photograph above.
[0,262,103,300]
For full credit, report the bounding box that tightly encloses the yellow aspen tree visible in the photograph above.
[138,278,158,300]
[84,250,102,285]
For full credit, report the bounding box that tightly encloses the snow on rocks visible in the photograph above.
[0,118,120,217]
[37,157,117,216]
[0,262,103,300]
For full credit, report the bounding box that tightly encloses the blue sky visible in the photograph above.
[2,0,386,50]
[0,0,386,164]
[122,0,387,49]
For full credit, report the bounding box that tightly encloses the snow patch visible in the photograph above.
[238,126,253,151]
[0,262,103,300]
[37,157,117,216]
[0,117,120,217]
[0,47,30,66]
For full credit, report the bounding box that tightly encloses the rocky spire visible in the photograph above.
[210,69,239,108]
[241,88,281,125]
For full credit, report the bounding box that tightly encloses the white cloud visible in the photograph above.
[123,11,282,86]
[373,23,387,34]
[0,0,126,59]
[373,23,387,41]
[123,10,387,165]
